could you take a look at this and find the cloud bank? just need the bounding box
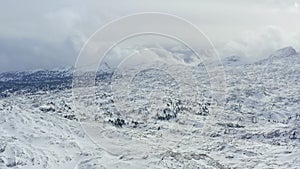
[0,0,300,72]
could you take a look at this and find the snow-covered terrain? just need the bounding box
[0,47,299,168]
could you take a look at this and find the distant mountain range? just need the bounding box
[0,46,298,97]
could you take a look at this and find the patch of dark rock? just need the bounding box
[227,123,244,128]
[131,120,139,128]
[157,108,177,121]
[289,130,298,139]
[217,122,245,128]
[241,133,255,139]
[210,133,221,137]
[251,116,258,123]
[263,130,284,139]
[64,114,77,120]
[108,99,114,104]
[196,106,209,116]
[225,155,234,159]
[0,142,6,153]
[196,102,210,116]
[39,107,55,112]
[64,104,71,110]
[0,157,4,163]
[6,161,24,168]
[109,118,126,128]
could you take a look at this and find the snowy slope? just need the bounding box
[0,47,299,168]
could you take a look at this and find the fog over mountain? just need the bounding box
[1,0,300,72]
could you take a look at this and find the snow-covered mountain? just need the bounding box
[269,46,297,58]
[0,64,113,97]
[0,47,299,168]
[256,46,300,65]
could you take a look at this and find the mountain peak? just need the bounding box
[269,46,297,58]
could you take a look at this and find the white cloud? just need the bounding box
[1,0,300,71]
[220,26,300,60]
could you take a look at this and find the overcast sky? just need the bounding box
[1,0,300,72]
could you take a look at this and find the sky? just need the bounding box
[1,0,300,72]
